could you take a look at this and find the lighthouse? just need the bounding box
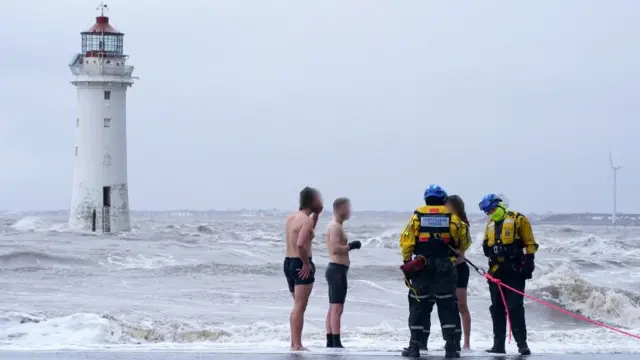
[68,4,135,233]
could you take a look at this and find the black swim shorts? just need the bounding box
[283,257,316,293]
[456,261,469,289]
[325,262,349,304]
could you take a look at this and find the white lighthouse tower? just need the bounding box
[68,4,135,233]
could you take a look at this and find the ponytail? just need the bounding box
[458,209,470,226]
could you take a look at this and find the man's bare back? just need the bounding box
[326,220,349,266]
[285,212,315,258]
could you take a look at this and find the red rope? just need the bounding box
[484,273,640,340]
[493,277,513,343]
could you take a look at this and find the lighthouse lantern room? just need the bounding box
[68,4,135,233]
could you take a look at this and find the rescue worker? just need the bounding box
[399,185,468,359]
[478,193,538,356]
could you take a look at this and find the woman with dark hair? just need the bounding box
[446,195,472,350]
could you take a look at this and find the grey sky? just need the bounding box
[1,0,638,213]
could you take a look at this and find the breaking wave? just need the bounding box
[0,311,638,354]
[0,250,93,270]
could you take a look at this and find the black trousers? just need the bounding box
[488,270,527,344]
[407,258,459,345]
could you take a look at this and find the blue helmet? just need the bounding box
[478,193,502,213]
[423,184,448,201]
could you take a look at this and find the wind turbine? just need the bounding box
[607,151,623,224]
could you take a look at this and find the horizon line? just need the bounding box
[1,208,638,216]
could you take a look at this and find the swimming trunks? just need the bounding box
[325,262,349,304]
[284,257,315,293]
[456,261,469,288]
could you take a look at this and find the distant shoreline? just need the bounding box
[2,209,639,216]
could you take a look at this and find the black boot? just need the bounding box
[454,339,461,352]
[326,333,333,348]
[331,334,344,348]
[518,341,531,355]
[404,332,427,352]
[401,341,420,358]
[418,332,428,351]
[485,337,506,354]
[444,340,461,358]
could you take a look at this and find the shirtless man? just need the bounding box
[325,197,361,348]
[284,186,323,351]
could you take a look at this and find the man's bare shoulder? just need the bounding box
[286,212,309,224]
[327,221,345,237]
[285,213,296,224]
[290,212,313,229]
[285,213,297,231]
[327,220,343,230]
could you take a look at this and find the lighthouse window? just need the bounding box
[104,118,111,127]
[103,154,112,166]
[76,118,79,128]
[104,90,111,100]
[75,146,78,156]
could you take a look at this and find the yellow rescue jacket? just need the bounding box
[399,205,469,262]
[482,210,539,274]
[459,221,472,253]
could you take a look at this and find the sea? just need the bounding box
[0,211,639,358]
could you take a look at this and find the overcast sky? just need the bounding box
[0,0,638,213]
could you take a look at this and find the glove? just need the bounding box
[521,253,535,279]
[482,241,493,258]
[348,241,361,250]
[400,256,427,275]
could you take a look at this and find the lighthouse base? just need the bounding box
[69,183,131,233]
